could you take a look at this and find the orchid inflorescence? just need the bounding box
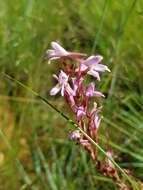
[46,42,134,190]
[47,42,110,149]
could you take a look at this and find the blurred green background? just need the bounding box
[0,0,143,189]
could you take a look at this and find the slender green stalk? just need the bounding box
[3,73,139,189]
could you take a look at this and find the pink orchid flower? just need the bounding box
[50,70,74,96]
[84,82,105,97]
[75,106,86,120]
[72,77,84,95]
[46,42,86,64]
[46,42,69,64]
[81,55,110,81]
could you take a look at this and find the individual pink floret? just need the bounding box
[84,82,105,97]
[81,55,110,81]
[50,70,74,96]
[46,42,86,64]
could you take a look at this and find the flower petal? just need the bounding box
[77,110,85,120]
[46,50,56,58]
[80,64,88,72]
[84,82,104,97]
[87,82,95,92]
[50,84,61,96]
[61,85,65,96]
[94,116,101,129]
[87,70,100,81]
[75,64,88,72]
[53,74,58,80]
[83,55,103,67]
[92,64,111,72]
[76,106,86,120]
[58,70,69,85]
[51,42,69,56]
[92,91,105,97]
[66,84,75,96]
[48,57,59,64]
[84,82,94,96]
[72,77,84,95]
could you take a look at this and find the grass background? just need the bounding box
[0,0,143,189]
